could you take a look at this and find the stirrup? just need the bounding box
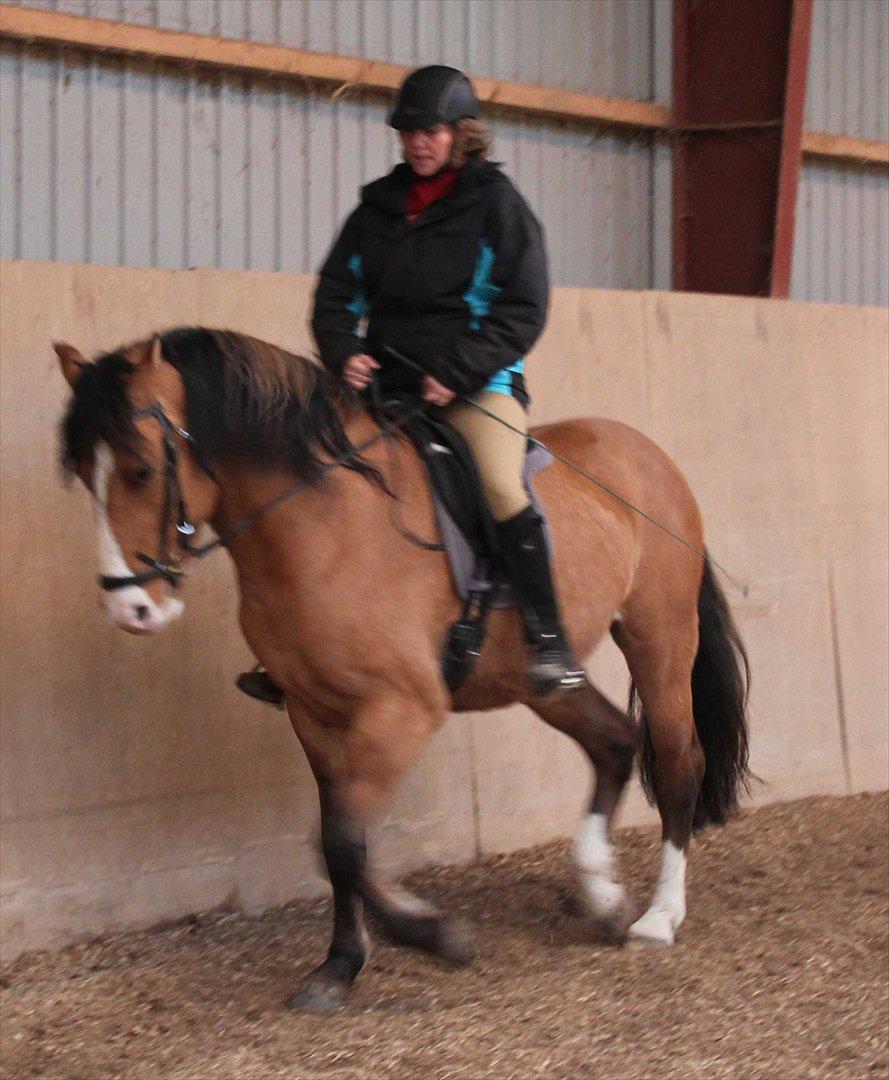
[236,665,286,710]
[527,633,588,695]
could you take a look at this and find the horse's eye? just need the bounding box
[126,465,153,490]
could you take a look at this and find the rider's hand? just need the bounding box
[343,353,380,391]
[422,375,456,407]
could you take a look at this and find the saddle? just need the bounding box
[372,394,553,693]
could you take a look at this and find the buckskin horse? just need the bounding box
[55,328,749,1011]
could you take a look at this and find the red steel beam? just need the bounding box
[673,0,813,297]
[772,0,813,297]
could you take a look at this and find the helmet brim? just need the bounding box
[388,108,450,131]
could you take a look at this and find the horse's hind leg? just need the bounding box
[361,873,473,965]
[531,683,638,941]
[614,618,704,946]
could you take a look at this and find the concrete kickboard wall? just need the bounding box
[1,260,886,960]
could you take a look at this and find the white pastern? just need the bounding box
[574,812,627,919]
[628,841,687,946]
[93,443,184,633]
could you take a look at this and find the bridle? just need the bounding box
[99,402,205,592]
[98,397,426,595]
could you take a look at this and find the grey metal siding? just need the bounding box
[805,0,887,142]
[792,0,889,305]
[0,0,670,288]
[792,160,889,308]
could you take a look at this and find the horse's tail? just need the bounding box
[634,556,752,831]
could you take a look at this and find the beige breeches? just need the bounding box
[442,391,531,522]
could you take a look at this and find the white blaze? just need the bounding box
[93,442,184,633]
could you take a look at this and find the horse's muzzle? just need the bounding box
[102,588,184,634]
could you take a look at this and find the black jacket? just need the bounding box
[311,159,549,398]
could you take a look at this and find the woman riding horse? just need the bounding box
[239,65,585,707]
[55,64,750,1015]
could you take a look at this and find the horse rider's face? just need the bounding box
[399,124,455,176]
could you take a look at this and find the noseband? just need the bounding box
[99,403,203,592]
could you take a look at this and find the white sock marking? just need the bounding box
[629,840,687,945]
[93,443,183,633]
[574,812,626,918]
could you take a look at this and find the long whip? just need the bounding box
[381,344,750,598]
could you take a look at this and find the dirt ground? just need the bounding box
[2,793,887,1080]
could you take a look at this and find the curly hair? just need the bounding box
[448,118,493,167]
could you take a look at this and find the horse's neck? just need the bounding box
[208,423,454,658]
[207,413,398,587]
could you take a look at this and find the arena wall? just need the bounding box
[1,259,886,960]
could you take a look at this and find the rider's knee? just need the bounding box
[482,479,530,522]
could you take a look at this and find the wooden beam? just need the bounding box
[1,2,886,167]
[0,3,669,132]
[801,131,889,168]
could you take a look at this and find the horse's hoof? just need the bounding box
[436,917,475,967]
[594,902,634,946]
[626,930,673,949]
[626,907,679,948]
[596,916,629,946]
[285,976,350,1013]
[579,881,633,945]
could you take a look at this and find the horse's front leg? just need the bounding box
[286,688,462,1011]
[285,801,371,1012]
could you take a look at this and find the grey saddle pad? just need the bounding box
[430,442,554,610]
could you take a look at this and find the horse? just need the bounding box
[54,327,749,1012]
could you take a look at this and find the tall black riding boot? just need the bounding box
[494,506,588,695]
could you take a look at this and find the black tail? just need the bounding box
[631,557,751,831]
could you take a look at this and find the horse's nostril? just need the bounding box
[134,604,150,622]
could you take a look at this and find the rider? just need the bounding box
[238,65,585,706]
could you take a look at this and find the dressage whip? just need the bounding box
[380,344,750,598]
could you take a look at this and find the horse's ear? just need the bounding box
[53,342,89,388]
[139,335,164,370]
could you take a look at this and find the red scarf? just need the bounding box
[406,167,460,222]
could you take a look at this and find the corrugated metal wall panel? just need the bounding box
[805,0,888,141]
[1,0,668,289]
[57,0,654,95]
[792,0,889,305]
[0,42,20,259]
[792,161,889,307]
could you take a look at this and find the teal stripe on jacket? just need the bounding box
[464,240,525,395]
[346,253,369,321]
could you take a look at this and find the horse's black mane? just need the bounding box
[60,327,383,488]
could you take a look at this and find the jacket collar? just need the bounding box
[360,159,503,218]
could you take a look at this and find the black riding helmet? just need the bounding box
[388,65,479,131]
